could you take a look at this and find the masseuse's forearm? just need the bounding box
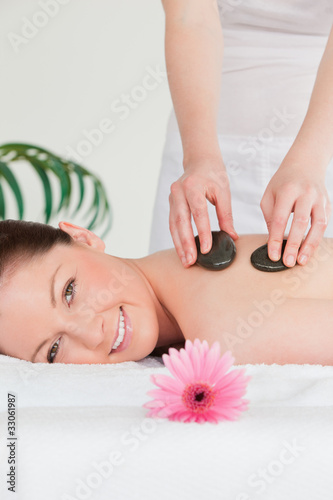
[287,24,333,170]
[162,0,223,167]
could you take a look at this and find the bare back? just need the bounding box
[144,235,333,365]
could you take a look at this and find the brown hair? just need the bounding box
[0,219,73,356]
[0,218,73,279]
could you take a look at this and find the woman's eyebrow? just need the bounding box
[30,264,63,362]
[50,264,62,308]
[31,337,50,363]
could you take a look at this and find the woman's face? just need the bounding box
[0,222,159,364]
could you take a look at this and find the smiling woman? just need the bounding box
[1,219,333,366]
[0,219,168,365]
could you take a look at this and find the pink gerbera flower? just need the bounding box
[143,339,251,424]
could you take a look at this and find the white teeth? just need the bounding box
[112,308,125,350]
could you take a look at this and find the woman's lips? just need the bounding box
[109,307,133,354]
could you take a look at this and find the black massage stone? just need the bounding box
[195,230,236,270]
[250,239,292,272]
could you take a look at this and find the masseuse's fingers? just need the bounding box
[187,167,238,251]
[213,174,237,238]
[169,182,199,267]
[262,171,331,266]
[282,196,312,267]
[169,158,239,268]
[296,200,331,265]
[186,187,213,255]
[262,154,331,267]
[261,189,295,262]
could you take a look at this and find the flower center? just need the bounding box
[182,382,216,413]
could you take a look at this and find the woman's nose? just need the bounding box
[65,313,104,349]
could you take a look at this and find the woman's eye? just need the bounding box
[64,279,77,306]
[48,338,61,364]
[48,278,77,362]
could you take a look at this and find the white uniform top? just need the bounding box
[149,0,333,253]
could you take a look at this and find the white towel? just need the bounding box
[0,354,332,500]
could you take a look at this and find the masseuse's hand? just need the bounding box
[169,155,239,268]
[260,160,331,267]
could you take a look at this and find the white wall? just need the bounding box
[0,0,173,258]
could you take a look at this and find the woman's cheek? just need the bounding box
[74,285,97,319]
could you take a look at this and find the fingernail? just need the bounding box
[286,255,295,266]
[181,256,187,266]
[186,252,193,264]
[271,251,279,261]
[299,254,307,265]
[201,241,209,253]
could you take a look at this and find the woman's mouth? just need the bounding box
[109,306,132,354]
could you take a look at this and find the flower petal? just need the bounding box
[210,406,241,421]
[185,338,193,353]
[189,345,202,379]
[193,338,202,350]
[161,353,179,379]
[172,410,192,423]
[146,389,180,403]
[201,341,221,381]
[215,393,247,406]
[143,399,166,409]
[144,408,160,418]
[163,351,192,384]
[168,347,181,359]
[213,363,239,390]
[150,374,183,394]
[215,368,250,392]
[158,401,185,417]
[178,348,195,380]
[144,339,250,424]
[200,411,219,424]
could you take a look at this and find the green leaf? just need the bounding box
[0,160,24,219]
[47,157,72,213]
[0,182,5,219]
[98,194,113,239]
[100,210,112,239]
[27,158,53,223]
[94,181,112,231]
[0,143,50,156]
[68,162,85,215]
[86,180,101,231]
[0,143,112,236]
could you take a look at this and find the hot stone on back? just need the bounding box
[195,230,236,270]
[250,239,292,272]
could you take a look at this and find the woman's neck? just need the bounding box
[124,251,184,348]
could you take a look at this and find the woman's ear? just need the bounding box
[58,221,105,252]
